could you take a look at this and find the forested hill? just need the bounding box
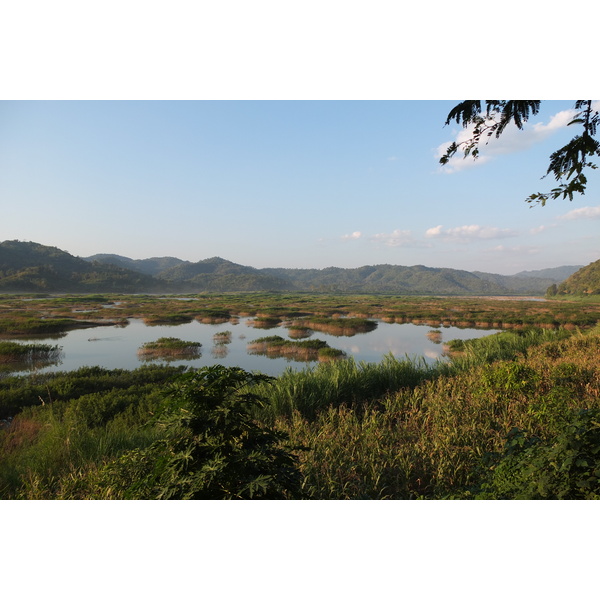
[0,241,163,293]
[86,252,580,295]
[0,240,583,295]
[155,257,295,292]
[552,259,600,295]
[84,254,187,276]
[261,264,506,295]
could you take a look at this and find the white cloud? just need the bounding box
[341,231,362,240]
[425,225,443,237]
[558,206,600,220]
[425,224,518,242]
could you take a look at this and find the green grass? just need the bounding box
[0,341,61,361]
[137,337,202,361]
[247,335,346,363]
[253,353,435,421]
[444,327,574,370]
[274,329,600,499]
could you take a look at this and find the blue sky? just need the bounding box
[1,99,598,274]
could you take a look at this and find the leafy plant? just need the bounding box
[440,100,600,205]
[477,409,600,499]
[91,365,305,499]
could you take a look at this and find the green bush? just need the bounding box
[477,409,600,499]
[85,366,305,499]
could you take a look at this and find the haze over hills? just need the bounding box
[0,241,586,295]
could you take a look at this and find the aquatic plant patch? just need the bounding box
[137,337,202,361]
[0,341,61,364]
[247,335,346,362]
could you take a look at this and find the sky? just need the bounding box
[1,99,598,275]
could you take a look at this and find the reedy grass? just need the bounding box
[276,329,600,499]
[443,327,574,371]
[0,341,61,362]
[137,337,202,361]
[247,335,346,363]
[253,353,436,421]
[0,389,167,499]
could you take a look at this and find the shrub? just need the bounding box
[477,409,600,499]
[87,366,305,499]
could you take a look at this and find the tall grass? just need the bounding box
[254,353,437,421]
[444,327,574,371]
[0,341,61,363]
[252,328,575,422]
[0,393,166,499]
[276,330,600,499]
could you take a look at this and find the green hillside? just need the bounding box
[0,241,163,293]
[155,257,294,291]
[85,254,187,276]
[554,259,600,296]
[2,240,583,295]
[262,264,510,295]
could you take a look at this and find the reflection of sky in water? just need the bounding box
[3,318,499,378]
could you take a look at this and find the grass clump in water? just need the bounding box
[137,337,202,361]
[0,341,62,373]
[213,330,232,344]
[247,335,346,363]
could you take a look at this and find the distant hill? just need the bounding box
[0,240,584,295]
[85,254,187,276]
[512,266,583,280]
[0,241,163,293]
[155,257,294,292]
[262,264,509,295]
[473,265,582,295]
[552,259,600,295]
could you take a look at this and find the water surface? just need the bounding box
[3,318,499,377]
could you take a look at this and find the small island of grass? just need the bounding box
[247,317,282,329]
[247,335,346,362]
[213,330,232,344]
[137,337,202,361]
[0,341,62,371]
[291,317,378,337]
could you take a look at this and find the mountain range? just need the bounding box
[0,240,589,295]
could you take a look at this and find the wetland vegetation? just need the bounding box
[2,291,599,337]
[137,337,202,361]
[0,341,62,374]
[247,335,346,362]
[1,291,599,499]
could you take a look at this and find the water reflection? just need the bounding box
[0,317,499,378]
